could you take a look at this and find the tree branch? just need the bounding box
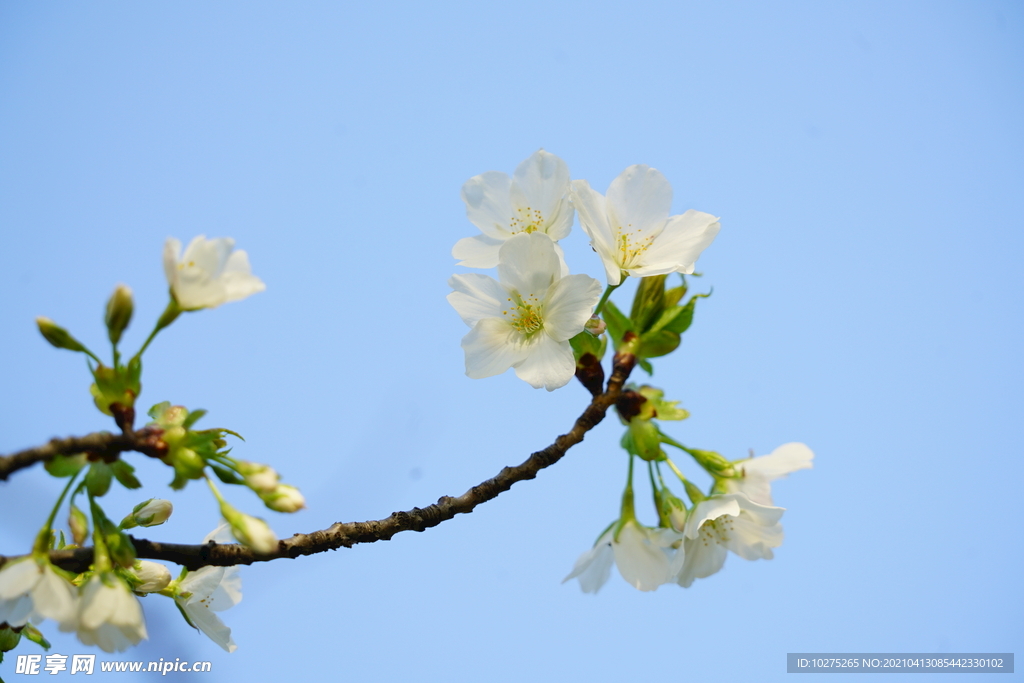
[2,351,636,574]
[0,428,166,481]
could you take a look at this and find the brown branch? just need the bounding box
[6,350,636,574]
[0,428,167,481]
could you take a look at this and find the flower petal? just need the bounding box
[461,171,515,240]
[220,250,266,303]
[562,531,614,594]
[496,233,560,298]
[684,496,741,540]
[511,334,575,391]
[447,274,509,327]
[542,274,603,342]
[461,318,525,380]
[612,523,671,591]
[677,537,727,587]
[570,180,621,285]
[452,234,504,269]
[510,150,572,240]
[635,210,720,276]
[743,443,815,480]
[606,165,672,235]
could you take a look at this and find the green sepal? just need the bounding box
[210,464,245,486]
[94,508,136,569]
[21,624,51,651]
[111,460,141,490]
[44,453,87,478]
[182,408,208,430]
[601,300,635,350]
[569,330,607,363]
[85,462,113,498]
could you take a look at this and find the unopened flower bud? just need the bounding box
[122,498,173,529]
[68,504,89,546]
[236,461,279,493]
[36,317,87,353]
[685,447,736,478]
[130,560,172,593]
[226,511,278,554]
[260,484,306,513]
[104,284,134,345]
[584,315,606,337]
[0,625,21,652]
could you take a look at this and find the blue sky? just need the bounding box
[1,2,1021,681]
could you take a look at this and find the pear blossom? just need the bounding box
[673,493,784,588]
[163,236,265,310]
[563,521,675,593]
[720,442,814,506]
[453,150,573,269]
[0,558,77,629]
[571,165,721,285]
[173,526,242,653]
[73,575,147,653]
[448,233,602,391]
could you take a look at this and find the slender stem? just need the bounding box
[33,471,82,556]
[664,457,688,485]
[593,282,621,317]
[87,490,112,573]
[134,300,181,360]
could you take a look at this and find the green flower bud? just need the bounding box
[584,315,606,336]
[121,498,173,529]
[129,560,172,593]
[685,447,736,478]
[236,461,279,493]
[69,504,89,546]
[104,284,134,345]
[0,625,22,652]
[260,484,306,513]
[36,317,87,353]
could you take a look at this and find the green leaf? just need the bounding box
[569,330,606,363]
[629,275,668,333]
[639,329,681,358]
[637,358,653,375]
[44,453,87,478]
[85,462,113,497]
[111,460,141,490]
[602,300,634,350]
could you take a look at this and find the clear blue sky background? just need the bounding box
[1,2,1021,681]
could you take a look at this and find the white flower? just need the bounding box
[74,575,147,653]
[163,236,265,310]
[571,165,721,285]
[721,442,814,506]
[453,150,573,269]
[174,566,242,653]
[448,233,602,391]
[0,558,77,629]
[563,521,674,593]
[673,493,784,588]
[129,561,172,594]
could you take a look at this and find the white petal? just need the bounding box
[510,150,572,240]
[684,497,741,540]
[219,250,266,304]
[496,233,560,298]
[452,234,504,269]
[677,537,727,587]
[570,180,621,285]
[162,238,182,289]
[606,165,672,234]
[182,600,237,652]
[207,568,242,612]
[0,594,34,627]
[0,559,41,599]
[542,274,603,342]
[742,443,815,480]
[727,515,783,560]
[79,579,117,630]
[461,171,516,240]
[511,334,575,391]
[447,274,509,327]
[203,522,235,545]
[562,531,614,594]
[30,566,78,628]
[461,318,525,380]
[612,523,671,591]
[636,210,720,275]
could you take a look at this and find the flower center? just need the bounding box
[616,225,656,268]
[509,205,545,235]
[502,293,544,335]
[697,516,734,547]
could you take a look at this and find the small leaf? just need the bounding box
[602,300,634,350]
[210,464,245,486]
[44,453,87,478]
[111,460,142,490]
[182,408,208,430]
[85,462,113,497]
